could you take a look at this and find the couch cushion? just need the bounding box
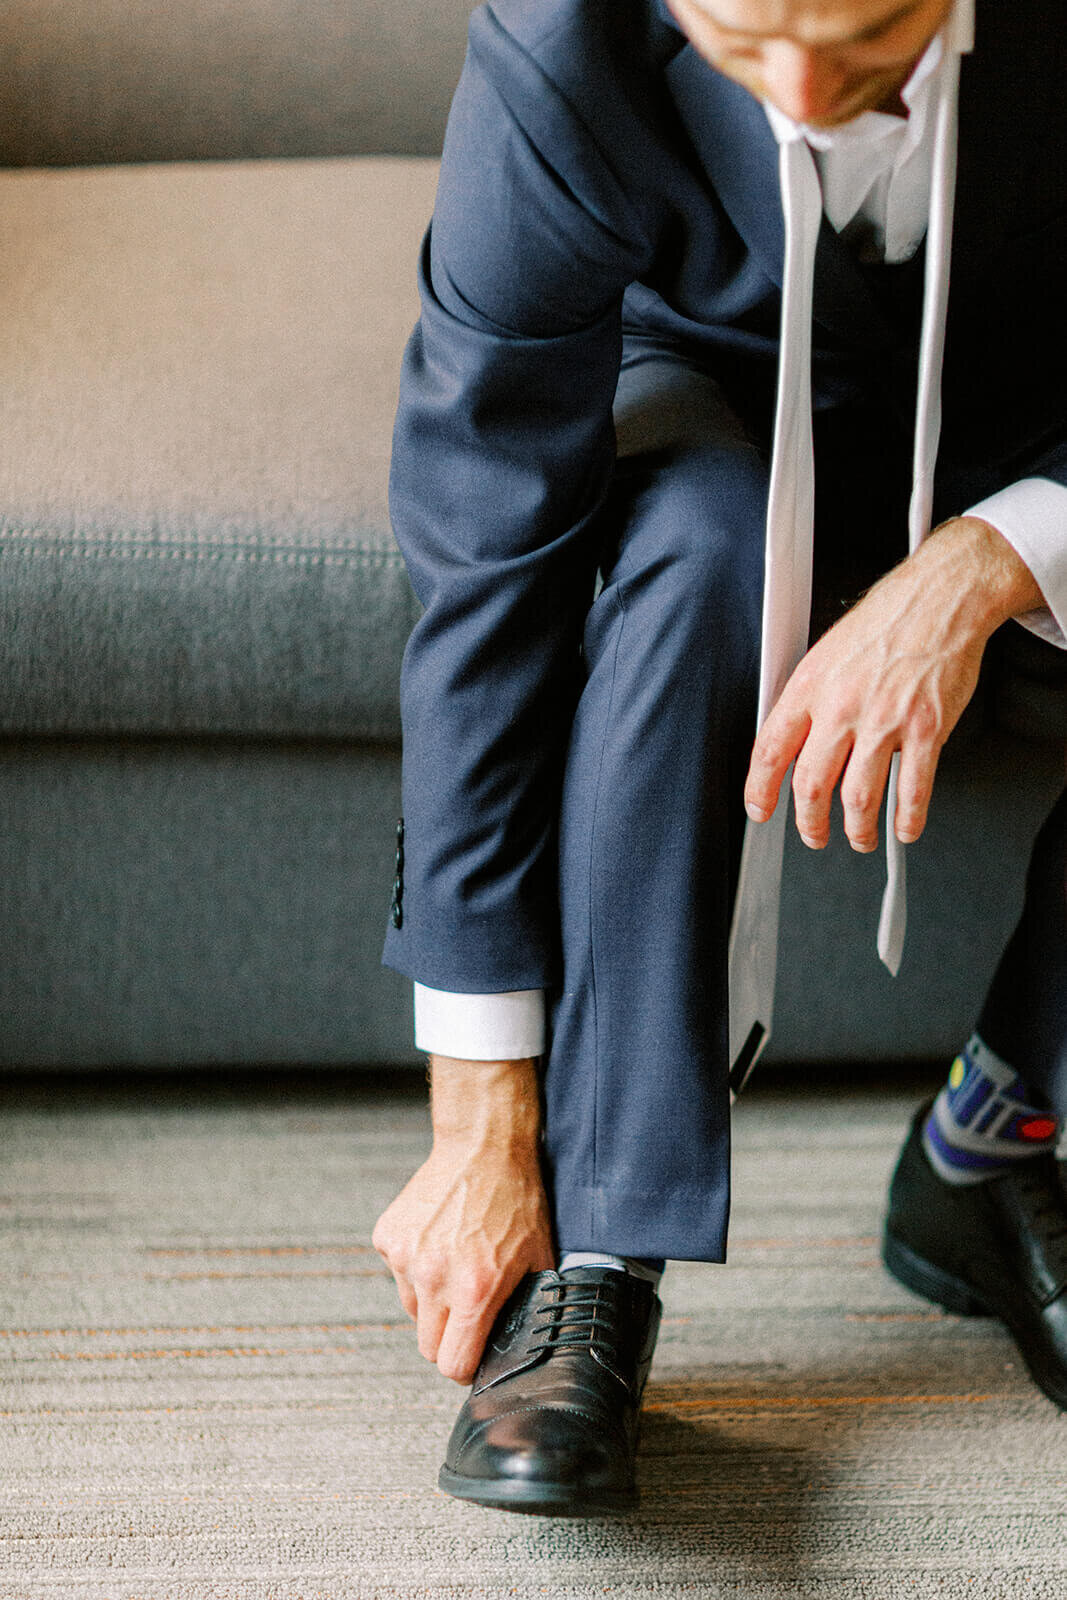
[0,156,438,741]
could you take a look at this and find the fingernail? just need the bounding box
[746,801,770,822]
[799,834,823,850]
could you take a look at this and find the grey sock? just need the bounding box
[557,1250,663,1285]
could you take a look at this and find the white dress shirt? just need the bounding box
[414,29,1067,1062]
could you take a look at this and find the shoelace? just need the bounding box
[525,1278,626,1361]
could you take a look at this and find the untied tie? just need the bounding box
[727,6,973,1095]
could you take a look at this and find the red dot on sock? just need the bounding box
[1019,1117,1058,1142]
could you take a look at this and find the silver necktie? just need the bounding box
[728,19,969,1095]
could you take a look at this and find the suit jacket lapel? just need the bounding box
[662,42,897,352]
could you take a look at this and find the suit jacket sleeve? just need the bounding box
[382,7,652,991]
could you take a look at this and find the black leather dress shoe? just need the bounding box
[883,1101,1067,1409]
[438,1265,662,1515]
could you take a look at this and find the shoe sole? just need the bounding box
[438,1464,636,1516]
[882,1230,1067,1411]
[882,1232,992,1317]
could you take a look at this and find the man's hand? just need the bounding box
[372,1055,555,1386]
[744,516,1043,851]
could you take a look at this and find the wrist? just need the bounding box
[428,1054,543,1152]
[925,515,1044,638]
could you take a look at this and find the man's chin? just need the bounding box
[731,69,908,128]
[800,101,880,129]
[801,87,905,127]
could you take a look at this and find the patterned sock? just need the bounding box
[557,1250,664,1285]
[922,1033,1059,1186]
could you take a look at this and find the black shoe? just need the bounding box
[883,1101,1067,1409]
[438,1266,662,1515]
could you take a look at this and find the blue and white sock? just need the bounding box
[558,1250,664,1285]
[922,1033,1059,1186]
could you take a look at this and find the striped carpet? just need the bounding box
[1,1068,1065,1598]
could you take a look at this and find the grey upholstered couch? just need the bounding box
[1,0,1063,1070]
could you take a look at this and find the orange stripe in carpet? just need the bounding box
[144,1244,379,1256]
[645,1393,992,1410]
[730,1236,878,1249]
[0,1322,404,1337]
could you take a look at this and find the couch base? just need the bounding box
[0,738,415,1067]
[0,726,1060,1069]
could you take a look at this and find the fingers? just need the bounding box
[893,738,940,844]
[381,1246,491,1382]
[790,728,853,850]
[433,1235,553,1384]
[435,1293,505,1386]
[417,1271,514,1386]
[745,660,946,851]
[838,740,894,853]
[415,1298,449,1366]
[797,733,936,854]
[745,702,811,824]
[393,1272,418,1323]
[795,735,933,854]
[372,1215,421,1333]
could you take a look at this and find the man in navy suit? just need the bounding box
[373,0,1067,1512]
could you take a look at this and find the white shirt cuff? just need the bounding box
[966,476,1067,649]
[412,983,546,1060]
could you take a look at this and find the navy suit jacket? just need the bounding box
[383,0,1067,994]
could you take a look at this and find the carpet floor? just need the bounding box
[1,1068,1065,1599]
